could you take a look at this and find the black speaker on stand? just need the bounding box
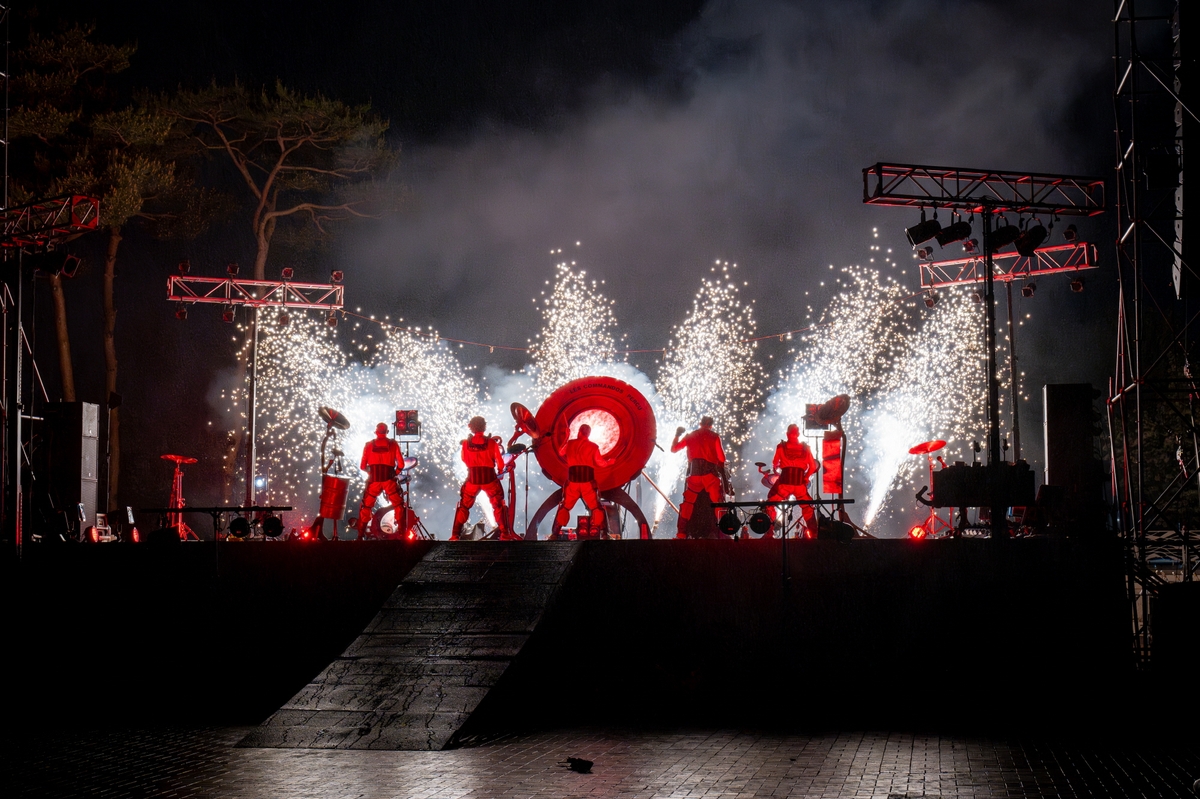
[36,402,100,541]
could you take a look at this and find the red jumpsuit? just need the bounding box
[552,438,609,537]
[672,428,726,535]
[359,435,404,533]
[452,433,511,538]
[767,438,817,535]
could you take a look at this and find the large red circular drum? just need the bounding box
[318,474,350,519]
[534,375,657,492]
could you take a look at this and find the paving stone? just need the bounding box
[9,727,1200,798]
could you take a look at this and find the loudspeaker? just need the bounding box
[38,402,100,537]
[816,516,855,542]
[1042,384,1103,532]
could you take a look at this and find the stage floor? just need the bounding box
[7,725,1198,798]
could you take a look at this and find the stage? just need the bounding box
[3,536,1139,739]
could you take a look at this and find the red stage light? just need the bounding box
[908,524,927,540]
[281,267,294,280]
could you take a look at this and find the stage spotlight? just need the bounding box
[281,267,294,280]
[962,238,979,255]
[908,524,926,540]
[326,310,339,328]
[277,310,290,327]
[1070,277,1085,293]
[936,220,972,247]
[917,247,935,261]
[226,262,239,277]
[330,270,343,284]
[254,476,267,490]
[175,304,188,320]
[1014,223,1048,256]
[971,289,983,304]
[228,517,251,538]
[61,254,82,278]
[177,259,191,275]
[748,511,772,535]
[905,215,942,247]
[221,306,236,323]
[262,516,284,538]
[924,292,939,308]
[1021,282,1036,298]
[988,224,1021,252]
[718,511,741,536]
[1062,223,1078,243]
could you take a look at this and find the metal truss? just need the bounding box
[919,243,1099,289]
[167,276,344,310]
[1109,0,1198,668]
[0,195,101,250]
[863,163,1106,216]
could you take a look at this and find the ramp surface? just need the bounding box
[239,542,579,750]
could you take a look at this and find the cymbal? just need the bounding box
[402,456,418,471]
[318,406,351,430]
[161,453,198,464]
[510,402,541,437]
[507,442,528,455]
[908,439,947,455]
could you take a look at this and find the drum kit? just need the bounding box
[908,438,954,538]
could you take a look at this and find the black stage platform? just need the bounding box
[3,538,1134,740]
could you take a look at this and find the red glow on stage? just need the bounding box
[908,524,927,540]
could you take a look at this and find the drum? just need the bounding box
[318,474,350,519]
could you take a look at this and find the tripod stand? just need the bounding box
[161,454,200,540]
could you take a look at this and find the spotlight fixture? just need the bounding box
[908,524,927,540]
[1021,282,1036,298]
[1062,223,1078,243]
[747,511,772,535]
[281,267,294,280]
[177,259,191,275]
[277,310,291,327]
[330,270,344,284]
[962,238,979,255]
[221,306,236,323]
[971,289,983,304]
[905,211,942,247]
[228,517,251,539]
[923,292,939,308]
[935,220,972,247]
[1070,277,1085,293]
[916,246,935,261]
[262,516,284,538]
[326,310,339,328]
[718,511,741,536]
[988,224,1021,253]
[226,262,239,277]
[1014,223,1048,257]
[175,304,188,320]
[61,254,82,278]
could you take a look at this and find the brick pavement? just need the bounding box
[5,726,1199,798]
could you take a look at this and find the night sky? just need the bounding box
[25,1,1118,526]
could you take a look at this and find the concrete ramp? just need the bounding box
[239,542,580,750]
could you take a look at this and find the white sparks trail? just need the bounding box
[531,260,624,394]
[653,261,765,525]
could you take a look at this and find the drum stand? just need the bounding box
[920,453,955,538]
[167,463,200,541]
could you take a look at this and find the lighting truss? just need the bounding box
[167,276,344,310]
[0,195,101,250]
[863,163,1105,216]
[919,243,1099,289]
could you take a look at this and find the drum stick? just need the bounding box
[640,469,680,514]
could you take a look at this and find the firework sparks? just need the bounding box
[653,261,765,525]
[531,260,625,394]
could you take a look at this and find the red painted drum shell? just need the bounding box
[534,375,657,492]
[319,474,350,518]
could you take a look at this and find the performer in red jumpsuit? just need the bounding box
[551,424,616,539]
[671,415,728,539]
[451,416,515,540]
[358,422,404,536]
[766,423,818,537]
